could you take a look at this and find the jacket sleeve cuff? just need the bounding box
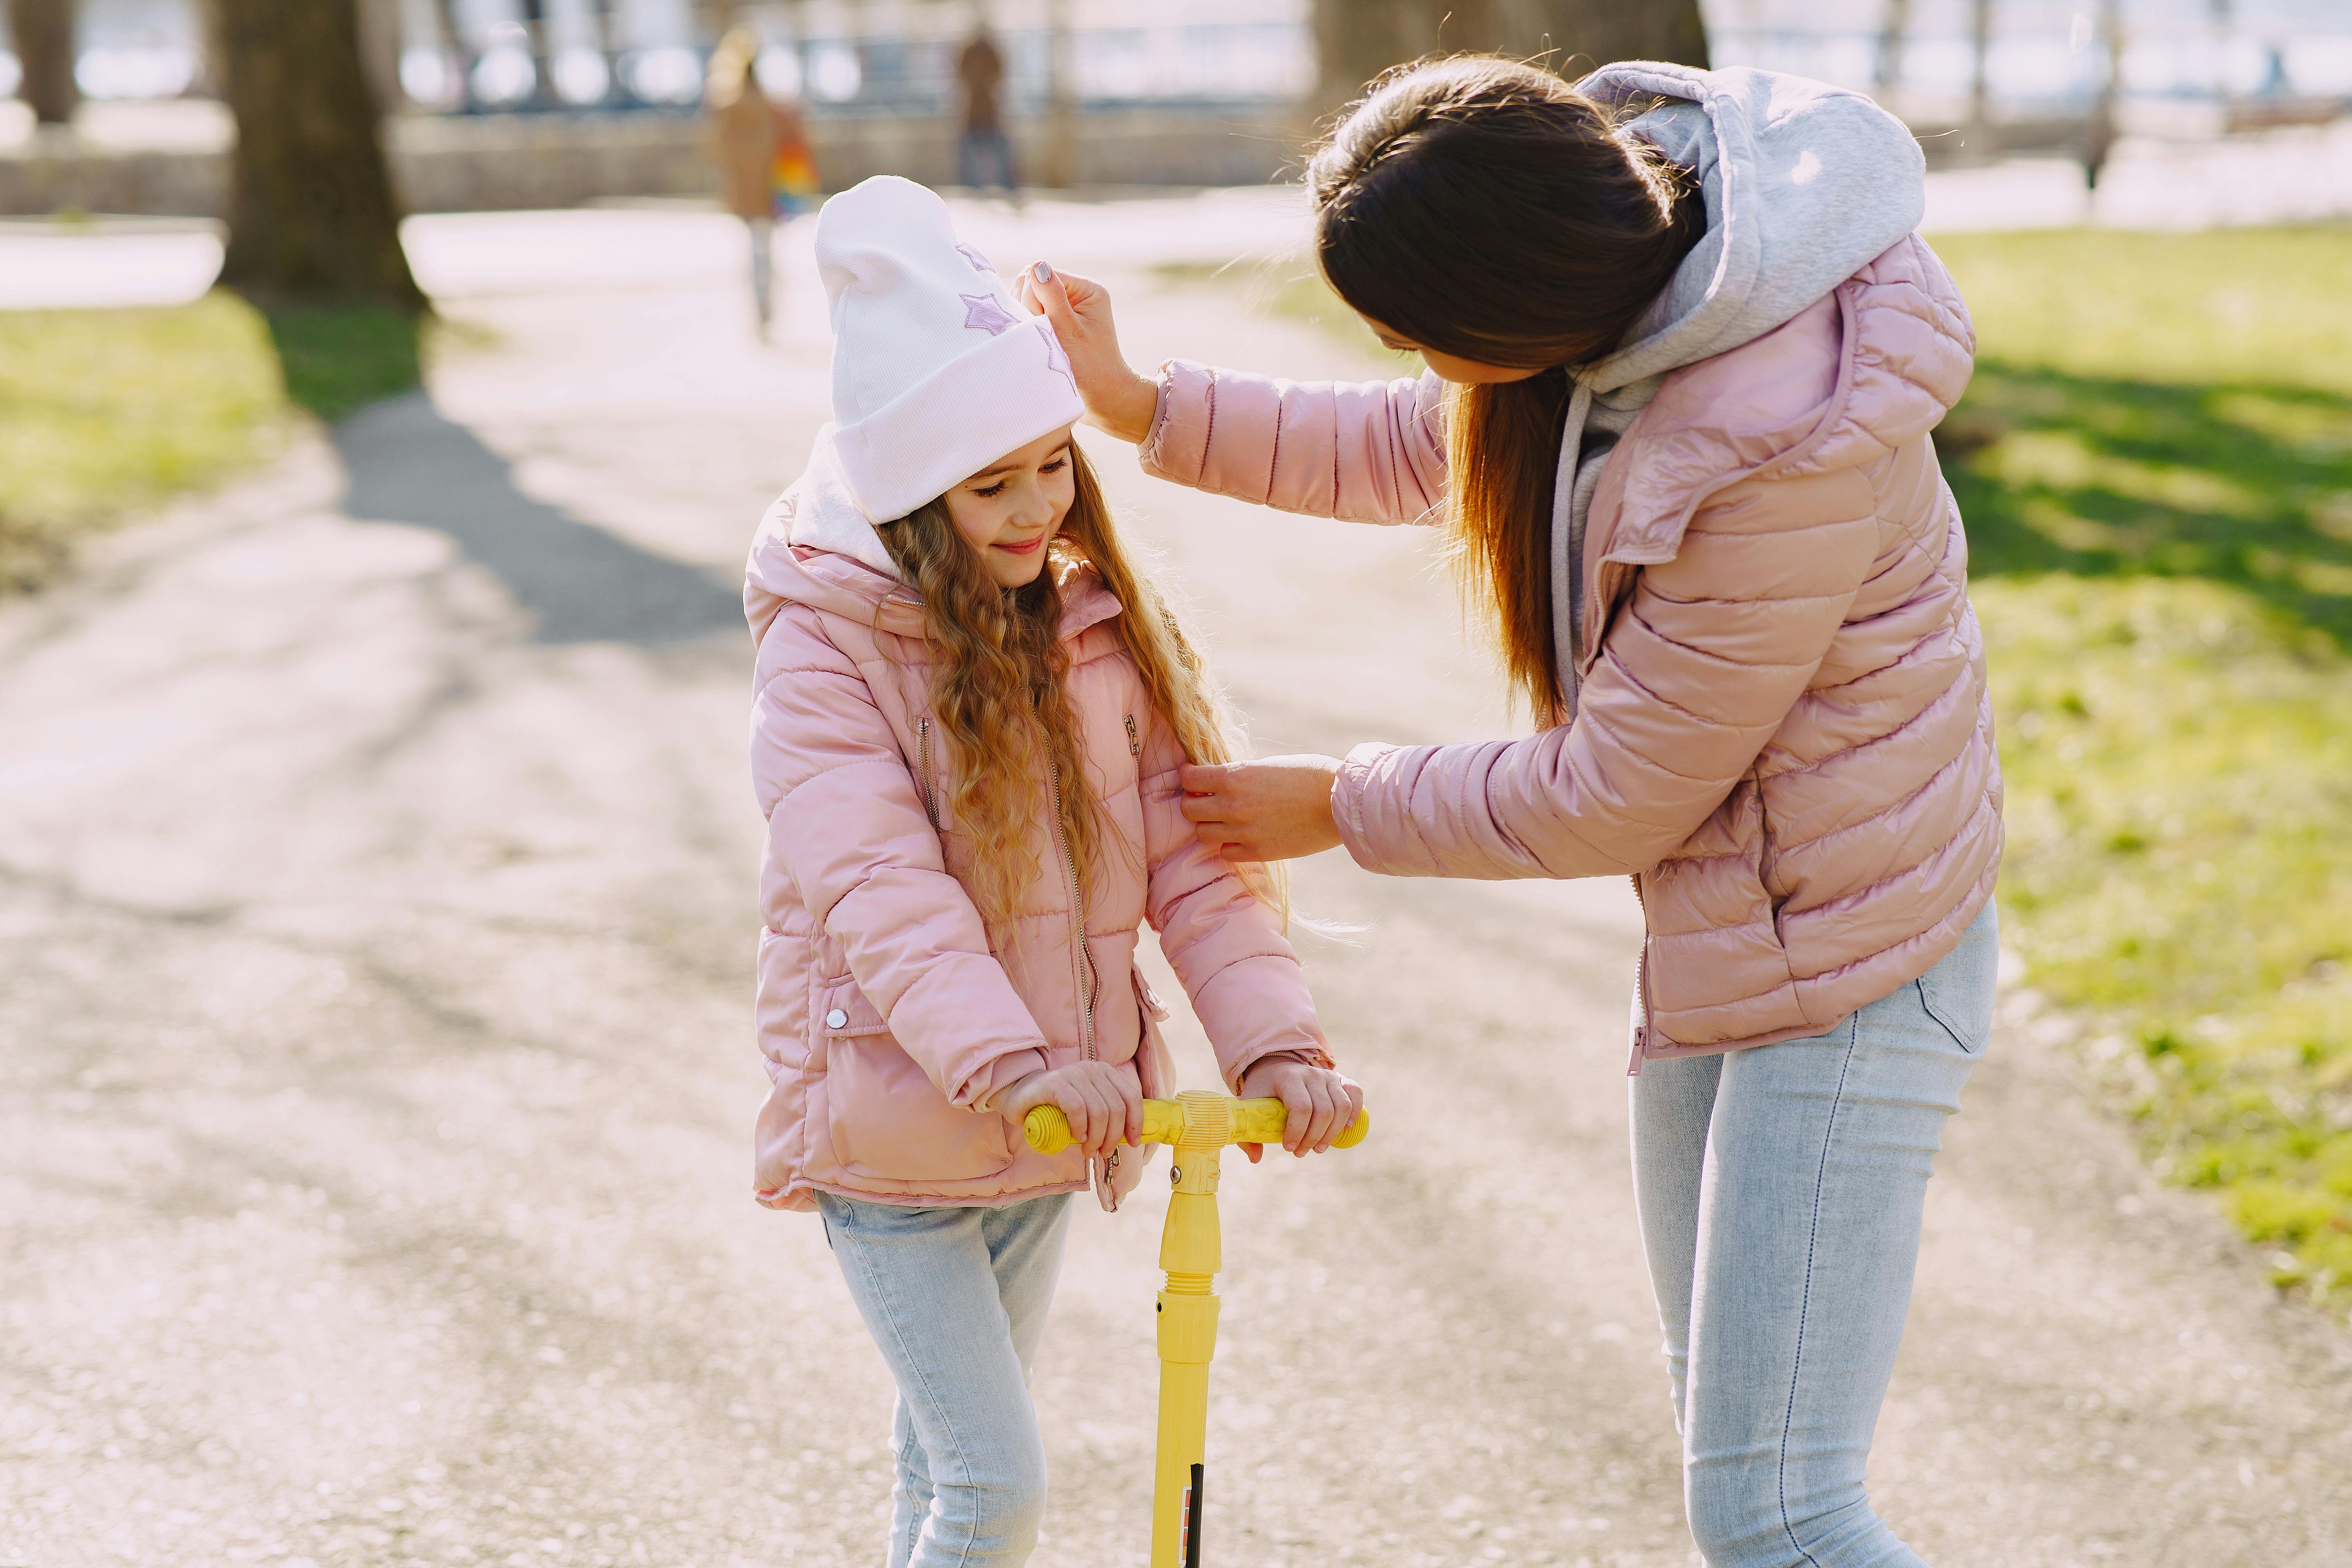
[1332,741,1444,877]
[1227,1043,1338,1093]
[1137,359,1210,485]
[965,1047,1049,1114]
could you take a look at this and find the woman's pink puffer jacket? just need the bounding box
[744,524,1331,1211]
[1141,234,2002,1066]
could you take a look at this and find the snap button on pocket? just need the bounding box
[826,1008,849,1030]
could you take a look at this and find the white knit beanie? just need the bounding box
[814,176,1085,526]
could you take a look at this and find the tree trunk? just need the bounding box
[7,0,79,126]
[213,0,422,307]
[354,0,405,115]
[1315,0,1707,109]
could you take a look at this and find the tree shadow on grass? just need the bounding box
[1944,359,2352,646]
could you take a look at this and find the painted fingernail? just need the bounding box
[1032,261,1054,283]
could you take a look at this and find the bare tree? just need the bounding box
[212,0,422,307]
[1315,0,1708,109]
[6,0,78,126]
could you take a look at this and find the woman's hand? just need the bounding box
[1179,755,1345,862]
[1236,1056,1365,1162]
[998,1060,1143,1158]
[1017,261,1158,445]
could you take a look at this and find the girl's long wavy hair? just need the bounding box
[1308,56,1703,727]
[879,443,1277,937]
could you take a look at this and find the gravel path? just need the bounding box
[5,196,2350,1568]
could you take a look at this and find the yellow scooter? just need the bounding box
[1022,1090,1371,1568]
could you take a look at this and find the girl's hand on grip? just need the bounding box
[999,1061,1143,1158]
[1236,1057,1365,1161]
[1017,261,1158,445]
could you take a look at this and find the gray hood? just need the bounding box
[1550,64,1926,710]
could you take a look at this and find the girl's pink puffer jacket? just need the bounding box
[1141,235,2002,1066]
[743,510,1332,1212]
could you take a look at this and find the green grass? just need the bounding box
[260,303,428,424]
[1936,227,2352,1306]
[1178,227,2352,1308]
[0,293,426,593]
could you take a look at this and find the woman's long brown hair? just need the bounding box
[1309,56,1703,726]
[881,443,1276,937]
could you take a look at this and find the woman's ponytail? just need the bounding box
[1308,56,1702,725]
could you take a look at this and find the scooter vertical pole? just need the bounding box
[1151,1090,1227,1568]
[1020,1091,1367,1566]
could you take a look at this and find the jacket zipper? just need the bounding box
[915,718,939,830]
[1628,872,1655,1077]
[1046,761,1098,1062]
[1124,714,1140,759]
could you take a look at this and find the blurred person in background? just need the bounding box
[704,28,820,339]
[957,19,1020,201]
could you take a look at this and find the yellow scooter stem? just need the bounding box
[1021,1092,1369,1566]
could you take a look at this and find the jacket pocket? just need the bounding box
[1131,967,1171,1023]
[1131,967,1175,1102]
[814,976,1018,1181]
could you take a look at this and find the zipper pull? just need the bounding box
[1124,714,1140,758]
[915,717,939,830]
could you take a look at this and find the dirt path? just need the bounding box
[5,196,2350,1568]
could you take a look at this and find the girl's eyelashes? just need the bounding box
[970,454,1067,498]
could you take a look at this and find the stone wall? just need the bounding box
[0,106,1315,219]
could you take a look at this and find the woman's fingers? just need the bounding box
[1178,756,1347,862]
[1017,261,1157,444]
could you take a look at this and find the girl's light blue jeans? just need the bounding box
[1631,903,1998,1568]
[815,1190,1073,1568]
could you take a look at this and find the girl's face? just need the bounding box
[1357,314,1546,385]
[942,424,1078,588]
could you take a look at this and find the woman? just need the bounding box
[1020,56,2003,1568]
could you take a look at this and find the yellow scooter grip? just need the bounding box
[1021,1096,1370,1155]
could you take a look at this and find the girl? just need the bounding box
[1025,57,2000,1568]
[741,175,1362,1568]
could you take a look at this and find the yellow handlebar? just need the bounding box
[1021,1095,1370,1156]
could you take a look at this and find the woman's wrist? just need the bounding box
[1095,370,1158,447]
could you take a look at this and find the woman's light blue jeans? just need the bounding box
[816,1190,1073,1568]
[1630,903,1998,1568]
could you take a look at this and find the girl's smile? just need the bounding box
[944,423,1080,587]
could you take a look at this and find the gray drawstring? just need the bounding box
[1549,374,1597,721]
